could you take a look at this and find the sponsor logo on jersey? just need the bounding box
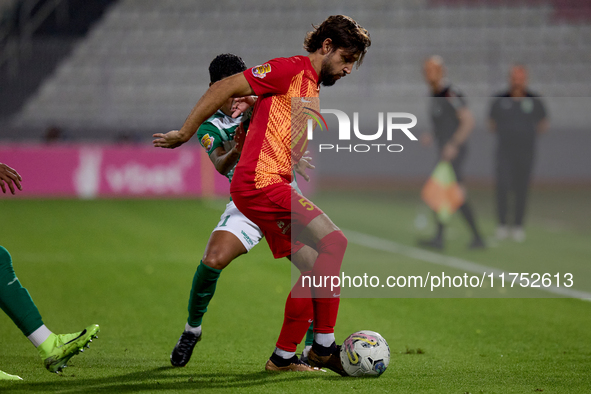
[281,223,292,235]
[276,220,291,234]
[200,134,215,152]
[252,63,271,79]
[241,230,254,246]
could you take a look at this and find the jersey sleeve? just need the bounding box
[196,123,223,155]
[244,57,301,96]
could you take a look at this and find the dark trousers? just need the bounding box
[432,146,482,241]
[495,148,534,227]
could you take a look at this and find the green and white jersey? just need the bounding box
[197,110,243,183]
[196,110,301,193]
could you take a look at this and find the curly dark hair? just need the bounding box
[303,15,371,67]
[209,53,247,83]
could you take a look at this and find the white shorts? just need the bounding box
[212,200,264,252]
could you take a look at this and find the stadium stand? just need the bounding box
[0,0,16,14]
[3,0,591,137]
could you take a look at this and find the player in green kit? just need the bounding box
[0,162,99,380]
[170,54,316,371]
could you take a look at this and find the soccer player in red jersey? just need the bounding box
[154,15,371,375]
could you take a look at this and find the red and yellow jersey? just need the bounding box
[231,55,319,192]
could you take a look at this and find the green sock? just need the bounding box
[305,322,314,347]
[187,260,221,328]
[0,246,44,337]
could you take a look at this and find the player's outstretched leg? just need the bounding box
[0,246,45,341]
[172,229,248,367]
[171,260,216,367]
[0,370,22,381]
[265,271,322,373]
[38,324,100,373]
[170,263,215,367]
[305,230,349,376]
[0,246,100,374]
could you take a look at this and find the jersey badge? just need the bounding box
[521,98,534,113]
[252,63,271,79]
[200,133,215,152]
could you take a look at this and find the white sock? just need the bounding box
[184,323,202,336]
[314,332,335,347]
[28,325,52,348]
[302,345,312,357]
[274,347,296,359]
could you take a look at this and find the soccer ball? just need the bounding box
[340,330,390,377]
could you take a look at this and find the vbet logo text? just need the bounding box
[303,106,418,153]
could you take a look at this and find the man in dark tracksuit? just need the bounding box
[419,56,485,250]
[489,65,548,242]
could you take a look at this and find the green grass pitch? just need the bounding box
[0,189,590,393]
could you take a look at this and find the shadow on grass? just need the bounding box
[0,366,345,393]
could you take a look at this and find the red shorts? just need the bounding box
[231,182,324,259]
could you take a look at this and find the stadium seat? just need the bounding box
[9,0,591,134]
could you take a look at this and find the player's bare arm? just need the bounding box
[209,145,240,176]
[442,107,474,161]
[0,162,23,194]
[153,73,255,149]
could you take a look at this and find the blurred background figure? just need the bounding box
[489,65,548,242]
[43,125,67,144]
[419,56,484,250]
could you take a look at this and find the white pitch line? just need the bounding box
[343,229,591,301]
